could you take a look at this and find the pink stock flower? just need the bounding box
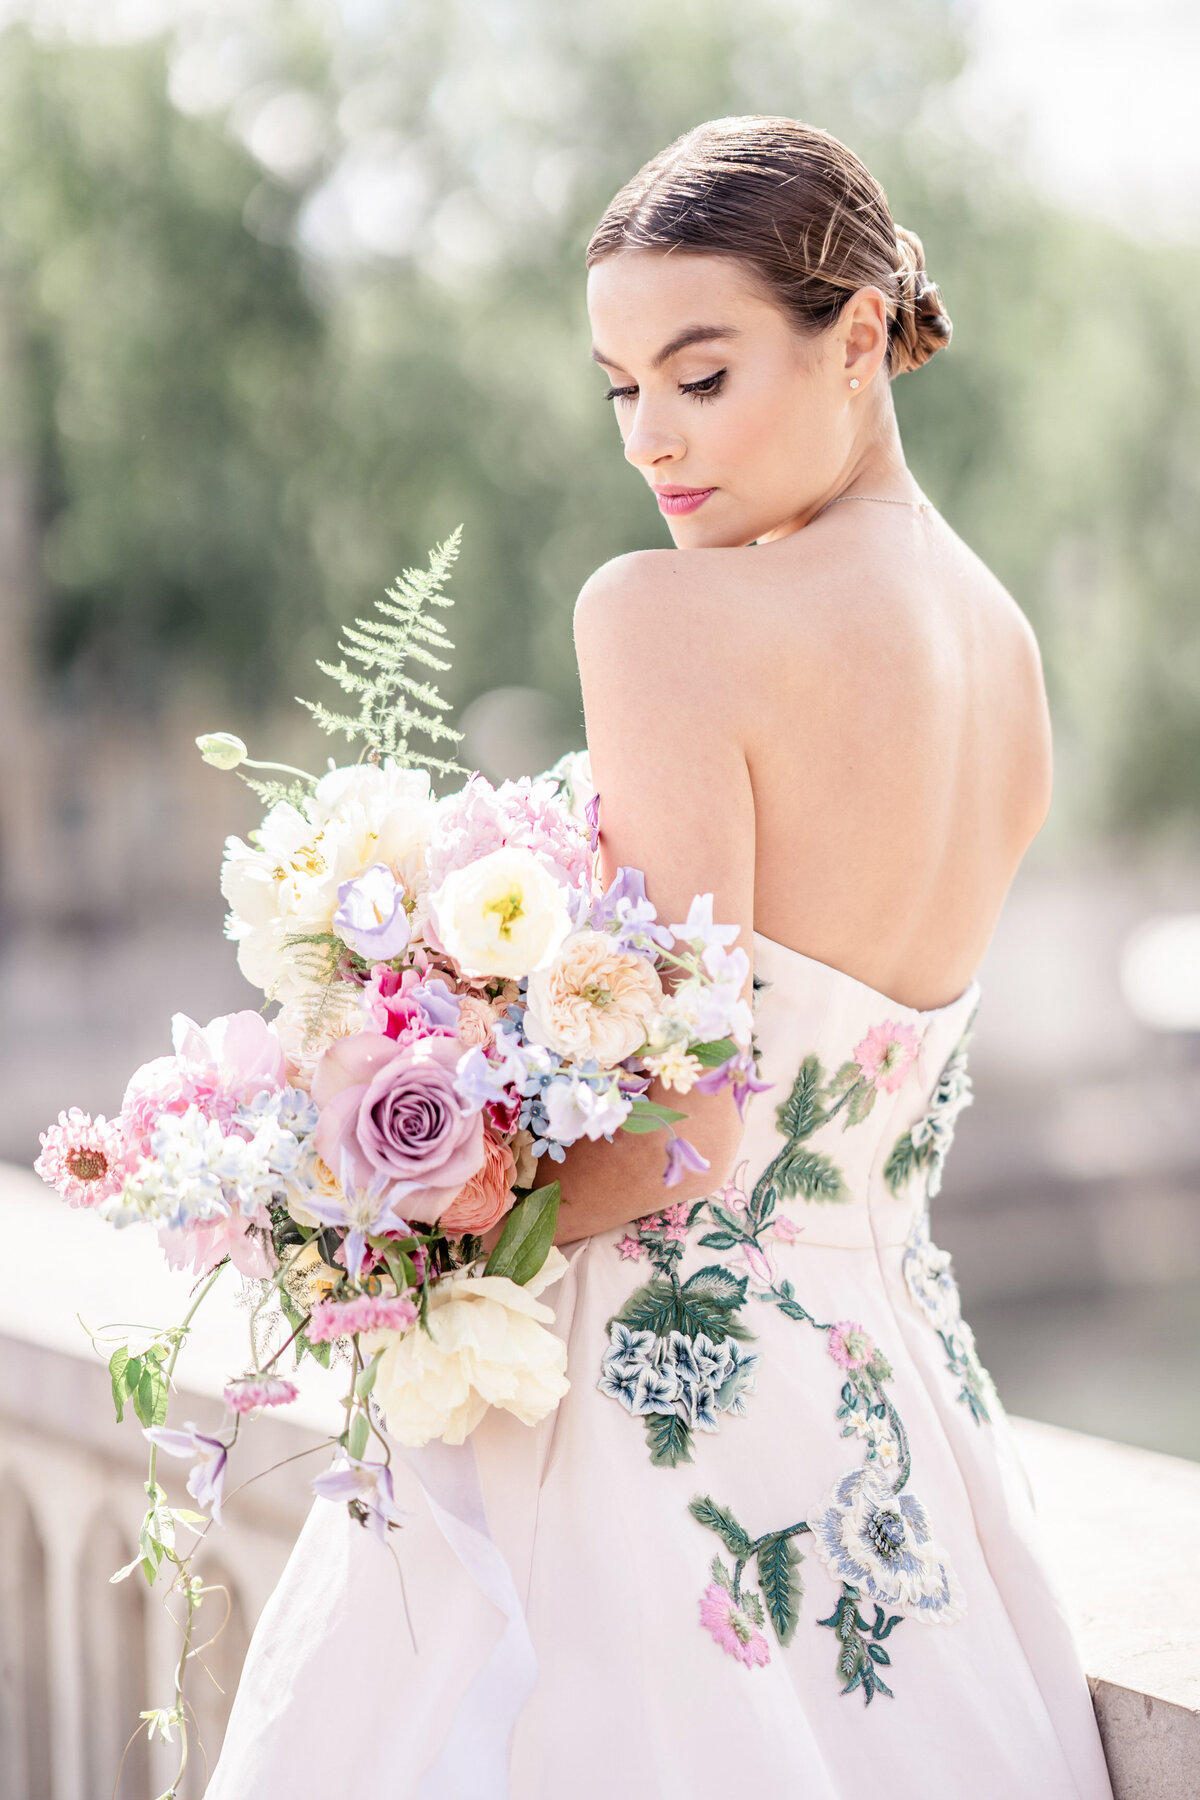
[699,1584,770,1668]
[827,1321,876,1371]
[852,1020,921,1094]
[35,1109,131,1207]
[223,1375,299,1413]
[159,1214,278,1280]
[307,1292,419,1343]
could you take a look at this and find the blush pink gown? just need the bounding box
[207,931,1113,1800]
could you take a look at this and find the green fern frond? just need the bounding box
[295,528,468,774]
[237,773,315,811]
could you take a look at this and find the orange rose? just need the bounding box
[439,1129,517,1235]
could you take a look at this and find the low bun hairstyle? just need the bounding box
[587,116,952,377]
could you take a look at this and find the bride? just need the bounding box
[208,117,1113,1799]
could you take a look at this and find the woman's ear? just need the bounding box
[841,286,890,387]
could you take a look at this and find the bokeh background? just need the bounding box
[2,0,1199,1450]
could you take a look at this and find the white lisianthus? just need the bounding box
[524,930,663,1065]
[362,1247,571,1446]
[643,1043,705,1093]
[430,846,571,979]
[541,1073,632,1146]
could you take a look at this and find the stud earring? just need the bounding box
[849,377,860,390]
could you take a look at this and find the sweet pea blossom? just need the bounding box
[541,1074,632,1146]
[589,867,673,953]
[310,1454,410,1543]
[307,1292,419,1342]
[143,1423,229,1523]
[333,863,412,961]
[669,893,742,953]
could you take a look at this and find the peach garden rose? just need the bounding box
[524,929,664,1066]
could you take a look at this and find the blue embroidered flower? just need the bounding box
[809,1465,965,1624]
[902,1212,962,1332]
[907,1042,973,1198]
[598,1323,759,1432]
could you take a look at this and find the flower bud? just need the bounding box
[196,732,248,770]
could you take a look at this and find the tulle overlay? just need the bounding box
[207,931,1113,1800]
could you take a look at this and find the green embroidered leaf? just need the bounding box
[828,1060,860,1097]
[710,1554,732,1590]
[688,1494,754,1559]
[845,1080,876,1126]
[697,1230,740,1250]
[682,1267,747,1306]
[742,1588,766,1628]
[677,1299,755,1342]
[757,1533,803,1646]
[772,1145,850,1205]
[613,1281,679,1338]
[775,1056,826,1141]
[484,1180,561,1285]
[645,1412,692,1467]
[883,1131,924,1195]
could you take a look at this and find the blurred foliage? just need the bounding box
[0,0,1197,836]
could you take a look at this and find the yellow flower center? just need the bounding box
[484,887,525,939]
[581,982,613,1008]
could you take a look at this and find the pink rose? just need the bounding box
[312,1031,485,1223]
[438,1130,517,1235]
[455,994,499,1049]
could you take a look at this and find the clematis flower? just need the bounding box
[310,1454,410,1543]
[694,1046,773,1118]
[662,1134,710,1188]
[143,1423,229,1524]
[333,863,412,961]
[300,1155,415,1281]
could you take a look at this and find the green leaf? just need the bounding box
[617,1112,672,1134]
[612,1280,679,1338]
[356,1351,384,1400]
[132,1360,168,1428]
[882,1132,920,1195]
[109,1347,132,1423]
[688,1494,753,1559]
[626,1098,689,1125]
[645,1412,693,1467]
[682,1266,748,1306]
[775,1055,827,1141]
[483,1180,561,1285]
[772,1145,850,1205]
[845,1081,876,1126]
[757,1533,803,1646]
[347,1412,369,1461]
[689,1037,737,1068]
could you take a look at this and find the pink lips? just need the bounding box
[654,485,716,516]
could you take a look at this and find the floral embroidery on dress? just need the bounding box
[809,1464,965,1623]
[884,1015,976,1202]
[903,1213,994,1423]
[690,1495,806,1662]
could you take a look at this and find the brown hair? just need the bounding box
[587,116,951,377]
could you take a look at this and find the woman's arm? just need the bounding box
[545,550,758,1243]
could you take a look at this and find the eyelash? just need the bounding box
[602,369,728,406]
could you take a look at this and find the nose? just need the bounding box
[621,400,685,473]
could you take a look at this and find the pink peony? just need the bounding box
[35,1108,131,1207]
[827,1320,876,1370]
[699,1584,770,1667]
[311,1031,485,1223]
[121,1011,286,1152]
[224,1375,299,1413]
[426,774,593,897]
[307,1291,419,1343]
[159,1214,278,1280]
[438,1130,517,1235]
[852,1020,921,1094]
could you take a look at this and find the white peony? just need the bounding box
[524,930,663,1065]
[362,1246,571,1446]
[429,846,572,979]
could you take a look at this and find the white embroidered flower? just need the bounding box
[810,1464,965,1623]
[524,930,663,1065]
[362,1247,571,1445]
[907,1041,973,1197]
[429,846,572,979]
[902,1211,963,1333]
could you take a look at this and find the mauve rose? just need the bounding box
[312,1031,484,1223]
[438,1129,517,1235]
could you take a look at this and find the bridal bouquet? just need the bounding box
[35,533,762,1607]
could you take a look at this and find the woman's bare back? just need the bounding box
[675,506,1052,1012]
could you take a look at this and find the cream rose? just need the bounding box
[429,847,571,979]
[362,1247,571,1446]
[524,930,663,1065]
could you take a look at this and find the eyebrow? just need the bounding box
[590,324,741,373]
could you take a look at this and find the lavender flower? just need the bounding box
[333,863,412,961]
[143,1423,229,1523]
[668,894,741,952]
[301,1155,414,1281]
[310,1454,410,1542]
[694,1047,773,1119]
[663,1134,711,1188]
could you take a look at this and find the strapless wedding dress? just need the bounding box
[206,931,1113,1800]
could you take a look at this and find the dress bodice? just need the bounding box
[739,930,981,1250]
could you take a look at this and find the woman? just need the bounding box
[208,118,1113,1799]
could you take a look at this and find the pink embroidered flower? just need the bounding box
[737,1241,775,1285]
[662,1201,690,1243]
[771,1215,802,1245]
[307,1292,420,1343]
[715,1166,750,1214]
[616,1234,645,1261]
[699,1584,770,1668]
[35,1109,131,1207]
[827,1320,876,1370]
[640,1212,664,1232]
[223,1375,299,1413]
[852,1020,921,1094]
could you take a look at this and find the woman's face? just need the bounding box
[586,249,876,547]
